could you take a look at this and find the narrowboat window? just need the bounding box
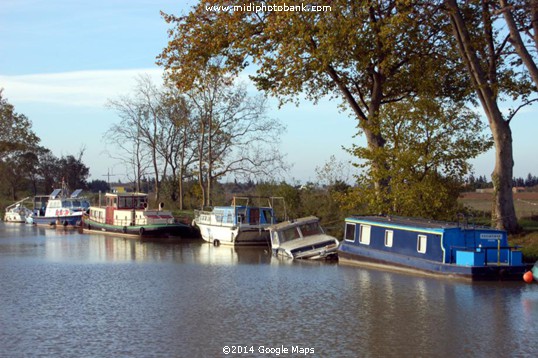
[385,230,393,247]
[359,225,371,245]
[344,223,356,241]
[417,234,427,253]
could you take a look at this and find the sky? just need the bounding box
[0,0,537,186]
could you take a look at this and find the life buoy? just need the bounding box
[213,239,220,246]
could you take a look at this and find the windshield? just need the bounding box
[299,222,323,237]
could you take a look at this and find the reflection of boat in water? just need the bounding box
[194,242,272,265]
[268,216,339,260]
[3,197,33,223]
[82,192,197,239]
[30,188,89,227]
[338,215,528,280]
[193,197,283,246]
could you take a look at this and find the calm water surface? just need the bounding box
[1,222,538,357]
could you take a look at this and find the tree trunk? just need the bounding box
[198,121,206,209]
[325,65,388,193]
[445,0,520,233]
[490,115,520,232]
[207,114,213,207]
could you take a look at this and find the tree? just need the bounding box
[499,0,538,89]
[58,150,90,191]
[0,90,40,161]
[342,96,492,219]
[186,64,287,207]
[0,90,42,199]
[443,0,535,232]
[159,0,472,204]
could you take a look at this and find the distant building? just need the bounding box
[111,185,127,193]
[475,188,494,194]
[512,187,525,193]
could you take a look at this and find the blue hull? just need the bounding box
[32,215,83,227]
[338,242,528,281]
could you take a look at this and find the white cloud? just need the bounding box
[0,68,164,107]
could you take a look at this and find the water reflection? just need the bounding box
[2,222,538,357]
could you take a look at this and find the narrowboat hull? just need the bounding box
[338,243,529,281]
[82,217,198,239]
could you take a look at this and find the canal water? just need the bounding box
[1,222,538,357]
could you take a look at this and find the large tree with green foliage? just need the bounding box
[159,0,471,200]
[443,0,537,232]
[341,97,492,218]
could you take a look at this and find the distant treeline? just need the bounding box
[466,173,538,190]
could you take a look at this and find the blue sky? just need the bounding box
[1,0,536,186]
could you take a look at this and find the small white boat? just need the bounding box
[268,216,339,259]
[193,197,283,246]
[3,197,33,223]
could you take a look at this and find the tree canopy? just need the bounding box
[159,0,489,219]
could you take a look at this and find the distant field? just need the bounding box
[459,192,538,220]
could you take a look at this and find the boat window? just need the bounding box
[138,197,147,209]
[281,227,300,243]
[385,230,393,247]
[417,235,427,254]
[300,222,323,237]
[61,200,72,208]
[359,225,371,245]
[124,197,133,208]
[344,223,356,241]
[261,209,273,224]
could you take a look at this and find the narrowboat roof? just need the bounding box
[346,215,503,233]
[267,216,319,231]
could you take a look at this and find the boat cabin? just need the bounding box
[33,189,89,218]
[196,205,275,228]
[88,192,174,227]
[338,216,524,275]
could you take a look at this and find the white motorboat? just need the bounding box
[3,197,33,223]
[268,216,339,259]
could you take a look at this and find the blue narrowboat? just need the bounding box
[337,216,528,280]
